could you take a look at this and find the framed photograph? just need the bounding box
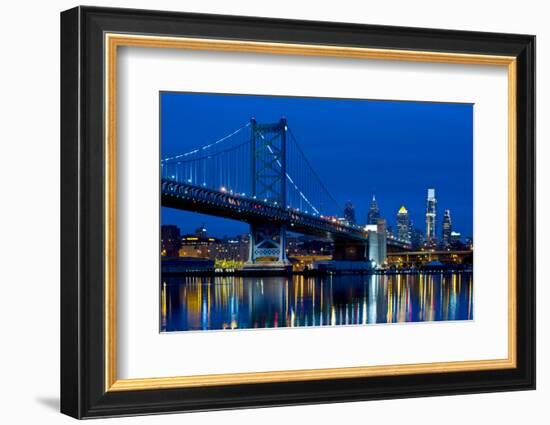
[60,6,535,419]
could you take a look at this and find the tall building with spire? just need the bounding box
[367,195,381,225]
[396,205,411,243]
[442,209,452,247]
[425,188,437,244]
[343,201,356,224]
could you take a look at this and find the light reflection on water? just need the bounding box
[160,272,473,332]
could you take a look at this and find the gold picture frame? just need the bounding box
[104,34,517,392]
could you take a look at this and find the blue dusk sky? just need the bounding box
[161,92,473,240]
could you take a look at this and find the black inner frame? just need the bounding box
[60,6,535,419]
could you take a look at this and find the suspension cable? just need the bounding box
[161,121,251,163]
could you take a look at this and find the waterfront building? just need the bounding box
[396,205,411,244]
[298,239,333,256]
[211,234,249,262]
[344,201,356,224]
[386,250,473,269]
[161,224,182,257]
[287,236,333,271]
[179,233,219,258]
[287,235,333,257]
[367,195,381,225]
[442,209,452,247]
[425,188,437,244]
[286,236,303,256]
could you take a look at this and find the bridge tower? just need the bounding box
[245,117,291,272]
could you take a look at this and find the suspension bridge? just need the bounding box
[161,118,408,272]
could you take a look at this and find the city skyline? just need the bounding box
[159,91,474,332]
[161,92,473,240]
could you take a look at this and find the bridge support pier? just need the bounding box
[243,223,292,274]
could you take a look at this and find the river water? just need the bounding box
[160,272,473,332]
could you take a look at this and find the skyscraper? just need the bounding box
[367,195,381,225]
[442,209,452,247]
[344,201,356,224]
[425,188,437,244]
[396,205,411,243]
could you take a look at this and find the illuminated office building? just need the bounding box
[425,188,437,244]
[396,205,411,244]
[442,209,452,247]
[367,195,381,225]
[343,201,356,224]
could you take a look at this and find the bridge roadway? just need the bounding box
[161,179,409,249]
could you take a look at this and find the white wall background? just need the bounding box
[0,1,545,424]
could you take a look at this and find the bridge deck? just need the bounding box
[161,180,368,241]
[162,180,410,249]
